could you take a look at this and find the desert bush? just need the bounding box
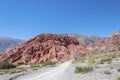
[115,77,120,80]
[0,72,4,75]
[117,67,120,72]
[30,62,56,71]
[94,65,99,68]
[4,68,26,74]
[72,57,86,64]
[99,57,112,64]
[41,62,56,67]
[104,70,112,75]
[0,62,16,69]
[88,57,95,64]
[30,66,42,71]
[75,66,93,73]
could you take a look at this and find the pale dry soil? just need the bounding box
[0,58,120,80]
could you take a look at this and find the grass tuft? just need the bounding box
[75,66,93,74]
[115,77,120,80]
[104,70,112,75]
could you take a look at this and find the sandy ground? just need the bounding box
[1,59,120,80]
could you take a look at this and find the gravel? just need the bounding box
[0,58,120,80]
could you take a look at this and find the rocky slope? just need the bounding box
[0,34,88,64]
[63,34,104,46]
[0,36,23,54]
[88,30,120,53]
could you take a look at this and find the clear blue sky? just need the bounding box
[0,0,120,40]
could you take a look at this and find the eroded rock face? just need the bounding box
[63,34,104,46]
[0,34,88,64]
[88,33,120,54]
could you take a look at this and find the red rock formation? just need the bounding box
[0,34,88,64]
[88,33,120,53]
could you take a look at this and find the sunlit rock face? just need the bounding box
[88,30,120,53]
[0,34,88,64]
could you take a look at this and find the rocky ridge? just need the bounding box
[88,30,120,53]
[63,34,104,46]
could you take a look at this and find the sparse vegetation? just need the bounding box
[75,66,93,73]
[94,65,99,68]
[41,62,56,67]
[117,67,120,72]
[72,51,120,65]
[72,51,120,77]
[104,70,112,75]
[30,62,56,71]
[0,62,16,69]
[72,57,86,64]
[88,57,95,64]
[4,68,26,74]
[115,77,120,80]
[99,57,112,64]
[31,66,43,71]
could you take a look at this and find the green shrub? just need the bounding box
[75,66,93,74]
[0,72,4,75]
[41,62,56,67]
[88,57,95,64]
[99,60,104,64]
[31,67,42,71]
[99,57,112,64]
[117,67,120,72]
[30,62,56,71]
[0,62,16,69]
[72,57,86,64]
[104,70,112,75]
[4,68,26,74]
[115,77,120,80]
[94,65,99,68]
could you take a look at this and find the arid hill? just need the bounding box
[88,30,120,53]
[0,34,88,64]
[63,34,104,46]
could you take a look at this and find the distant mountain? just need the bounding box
[63,34,104,46]
[0,36,23,54]
[0,34,88,64]
[88,30,120,53]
